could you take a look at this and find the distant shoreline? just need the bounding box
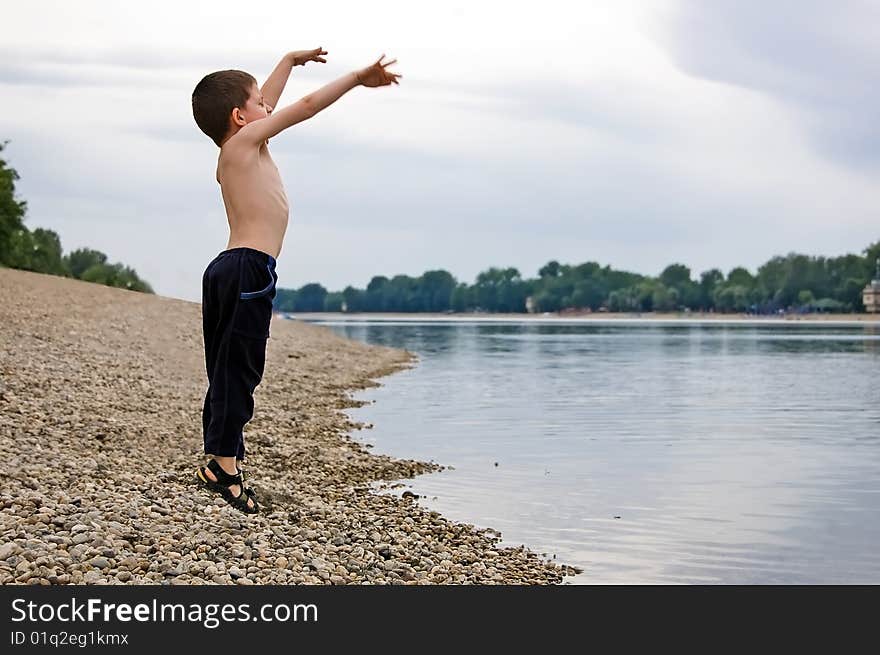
[283,311,880,325]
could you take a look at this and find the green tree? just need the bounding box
[659,263,691,289]
[658,263,700,310]
[714,285,750,312]
[865,241,880,280]
[533,272,575,311]
[651,284,678,312]
[780,255,812,307]
[607,290,624,312]
[839,278,864,311]
[419,269,456,312]
[271,239,880,315]
[80,262,153,292]
[572,261,601,279]
[538,260,561,278]
[0,141,28,267]
[294,283,327,312]
[365,275,390,311]
[4,226,35,269]
[0,141,153,292]
[532,288,562,312]
[607,286,641,312]
[324,291,344,312]
[474,267,527,312]
[29,228,66,275]
[727,267,755,288]
[698,269,724,310]
[450,283,470,312]
[386,274,422,312]
[604,267,644,293]
[274,287,297,312]
[342,285,364,312]
[813,297,845,313]
[570,278,605,309]
[64,247,108,279]
[756,256,789,308]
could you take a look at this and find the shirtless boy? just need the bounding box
[191,48,402,513]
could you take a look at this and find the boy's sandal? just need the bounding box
[237,461,257,501]
[196,458,259,514]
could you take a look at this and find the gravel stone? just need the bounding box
[0,268,582,586]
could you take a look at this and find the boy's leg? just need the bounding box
[198,248,276,511]
[201,255,221,449]
[207,329,268,453]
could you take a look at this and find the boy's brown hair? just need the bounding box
[192,70,258,147]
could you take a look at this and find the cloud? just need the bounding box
[2,3,878,302]
[655,0,880,168]
[0,45,277,89]
[0,45,271,73]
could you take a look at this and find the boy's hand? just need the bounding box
[356,53,402,87]
[291,47,328,67]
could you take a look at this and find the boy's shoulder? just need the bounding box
[218,135,261,164]
[216,137,268,183]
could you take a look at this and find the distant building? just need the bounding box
[525,296,536,313]
[863,259,880,313]
[864,281,880,313]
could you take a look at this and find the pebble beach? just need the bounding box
[0,267,581,585]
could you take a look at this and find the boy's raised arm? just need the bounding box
[235,54,400,146]
[260,53,295,109]
[261,48,328,108]
[236,72,362,145]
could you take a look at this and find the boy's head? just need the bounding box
[191,70,273,147]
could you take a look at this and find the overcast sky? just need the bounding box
[2,0,877,303]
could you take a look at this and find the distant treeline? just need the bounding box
[277,241,880,314]
[0,140,153,293]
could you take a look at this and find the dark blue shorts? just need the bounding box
[201,247,278,458]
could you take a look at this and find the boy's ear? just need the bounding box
[231,107,246,127]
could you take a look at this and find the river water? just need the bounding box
[301,317,880,584]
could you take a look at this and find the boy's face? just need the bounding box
[234,83,273,126]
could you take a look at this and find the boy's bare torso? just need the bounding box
[217,140,289,259]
